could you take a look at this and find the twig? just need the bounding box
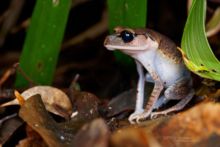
[0,0,25,46]
[0,113,17,126]
[11,19,30,34]
[62,9,107,49]
[14,63,36,86]
[0,66,16,87]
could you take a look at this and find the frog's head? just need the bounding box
[104,26,158,55]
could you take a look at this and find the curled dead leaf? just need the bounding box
[1,86,72,118]
[19,94,102,147]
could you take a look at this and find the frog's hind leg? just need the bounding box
[153,95,169,110]
[150,90,194,118]
[150,77,194,118]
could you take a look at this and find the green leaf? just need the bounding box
[181,0,220,81]
[15,0,71,87]
[107,0,147,32]
[107,0,147,66]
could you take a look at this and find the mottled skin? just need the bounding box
[104,27,194,124]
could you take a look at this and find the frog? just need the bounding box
[104,26,194,124]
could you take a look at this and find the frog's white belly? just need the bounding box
[134,50,185,88]
[154,51,184,87]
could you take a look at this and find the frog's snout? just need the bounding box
[104,36,115,51]
[103,36,109,46]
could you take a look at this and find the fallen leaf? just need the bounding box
[19,94,101,147]
[72,118,109,147]
[16,125,48,147]
[1,86,72,118]
[106,83,153,118]
[153,102,220,147]
[19,94,80,147]
[111,127,150,147]
[110,118,164,147]
[70,90,100,122]
[207,89,220,100]
[0,115,23,145]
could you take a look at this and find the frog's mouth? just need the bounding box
[104,44,148,51]
[104,35,154,51]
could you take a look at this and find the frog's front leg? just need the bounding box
[129,66,164,123]
[150,77,194,119]
[138,74,163,122]
[128,61,145,124]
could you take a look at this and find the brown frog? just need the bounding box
[104,27,194,124]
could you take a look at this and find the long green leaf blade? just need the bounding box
[181,0,220,81]
[15,0,71,87]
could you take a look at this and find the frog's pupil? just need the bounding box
[120,31,134,43]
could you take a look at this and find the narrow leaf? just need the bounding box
[181,0,220,81]
[15,0,71,87]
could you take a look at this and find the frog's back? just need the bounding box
[134,28,182,63]
[133,28,187,86]
[147,29,182,63]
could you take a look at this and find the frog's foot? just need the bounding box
[150,90,194,119]
[128,110,151,124]
[150,111,170,119]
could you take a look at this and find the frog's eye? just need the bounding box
[120,30,135,43]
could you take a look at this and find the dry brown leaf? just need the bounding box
[16,126,48,147]
[19,94,107,147]
[72,118,109,147]
[1,86,72,118]
[19,94,80,147]
[106,83,153,118]
[110,102,220,147]
[111,127,151,147]
[152,102,220,147]
[0,116,23,145]
[70,91,100,121]
[207,89,220,99]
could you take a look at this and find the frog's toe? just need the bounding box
[129,112,150,124]
[150,111,169,119]
[128,109,144,124]
[136,116,146,124]
[128,113,140,124]
[150,112,159,119]
[140,112,151,122]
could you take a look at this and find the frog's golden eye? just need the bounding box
[119,30,135,43]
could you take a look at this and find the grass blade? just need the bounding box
[15,0,71,87]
